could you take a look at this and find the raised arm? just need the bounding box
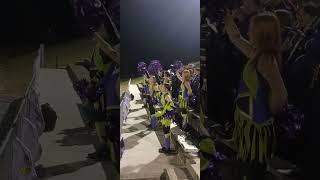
[95,32,120,64]
[176,69,183,82]
[224,10,255,58]
[164,93,172,103]
[257,55,288,114]
[184,81,193,96]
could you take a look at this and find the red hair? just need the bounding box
[250,12,282,67]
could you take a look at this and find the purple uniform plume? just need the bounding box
[137,62,147,75]
[148,60,163,76]
[172,60,184,72]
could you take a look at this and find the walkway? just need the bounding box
[38,68,117,180]
[120,84,190,180]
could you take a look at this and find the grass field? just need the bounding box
[43,38,96,68]
[0,37,95,96]
[120,76,143,94]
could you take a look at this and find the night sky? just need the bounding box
[121,0,200,78]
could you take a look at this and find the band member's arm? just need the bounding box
[165,94,172,103]
[95,32,120,64]
[200,121,210,137]
[176,69,183,82]
[224,10,254,58]
[154,84,160,92]
[184,81,193,96]
[257,55,288,114]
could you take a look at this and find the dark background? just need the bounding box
[0,0,74,45]
[120,0,200,78]
[0,0,111,56]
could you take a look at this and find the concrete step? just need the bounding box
[121,175,160,180]
[164,167,193,180]
[186,158,200,180]
[121,84,180,179]
[164,168,179,180]
[38,68,110,180]
[170,123,199,180]
[66,64,90,83]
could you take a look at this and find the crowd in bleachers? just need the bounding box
[200,0,320,179]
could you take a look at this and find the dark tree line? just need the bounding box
[0,0,76,45]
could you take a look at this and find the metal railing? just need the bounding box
[0,45,45,180]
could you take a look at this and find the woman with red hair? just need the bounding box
[225,10,288,179]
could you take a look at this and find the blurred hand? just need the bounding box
[109,48,119,60]
[224,9,240,38]
[95,32,119,63]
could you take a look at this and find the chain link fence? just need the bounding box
[0,45,45,180]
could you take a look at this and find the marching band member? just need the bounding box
[176,69,193,130]
[87,27,120,164]
[147,76,160,129]
[157,79,176,154]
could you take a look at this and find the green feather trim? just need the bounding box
[234,106,275,163]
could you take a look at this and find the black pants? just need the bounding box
[149,103,155,115]
[162,125,170,134]
[105,108,120,169]
[106,109,120,142]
